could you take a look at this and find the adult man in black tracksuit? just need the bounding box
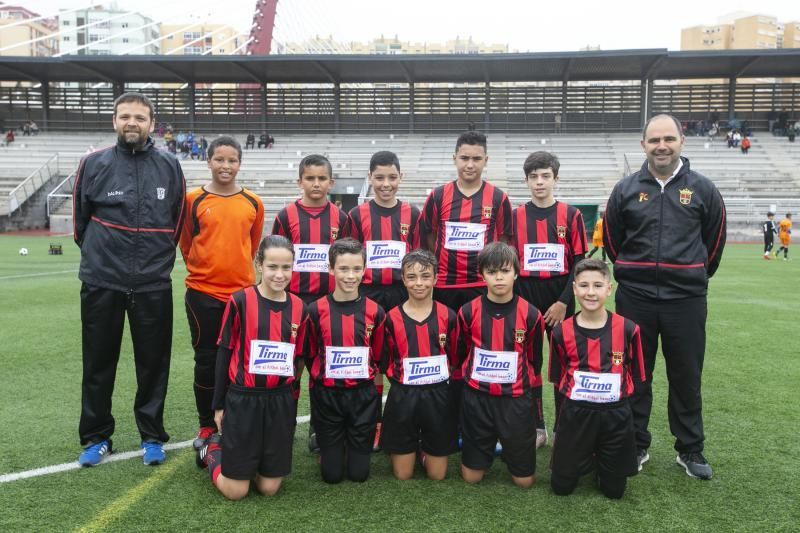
[603,114,726,480]
[762,212,777,259]
[73,93,186,467]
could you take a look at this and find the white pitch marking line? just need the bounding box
[0,269,79,281]
[0,396,388,484]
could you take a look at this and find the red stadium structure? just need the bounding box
[247,0,278,55]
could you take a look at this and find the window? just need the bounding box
[63,20,70,26]
[122,23,128,28]
[122,38,129,43]
[89,34,99,42]
[63,36,71,41]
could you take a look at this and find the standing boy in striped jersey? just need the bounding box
[420,131,513,422]
[272,154,350,452]
[304,238,387,483]
[457,242,545,488]
[271,154,350,306]
[381,249,459,480]
[348,151,422,450]
[509,151,587,447]
[179,136,264,459]
[548,258,645,499]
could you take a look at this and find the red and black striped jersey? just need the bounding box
[420,181,513,289]
[216,287,309,391]
[347,200,421,286]
[548,311,645,401]
[511,201,587,279]
[383,302,459,384]
[457,295,544,397]
[304,295,386,389]
[271,200,350,296]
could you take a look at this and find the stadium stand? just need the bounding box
[4,131,796,239]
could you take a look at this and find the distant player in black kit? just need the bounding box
[457,242,545,488]
[549,259,645,499]
[762,212,777,260]
[382,249,459,480]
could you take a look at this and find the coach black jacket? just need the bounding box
[603,157,726,300]
[73,137,186,293]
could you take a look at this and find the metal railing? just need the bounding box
[6,154,59,215]
[46,171,77,218]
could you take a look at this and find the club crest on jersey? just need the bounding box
[556,225,567,239]
[156,187,165,200]
[365,323,374,339]
[611,351,624,366]
[400,223,409,236]
[515,329,526,344]
[291,323,299,339]
[639,192,649,202]
[679,188,693,205]
[482,205,492,219]
[331,227,339,239]
[439,333,447,349]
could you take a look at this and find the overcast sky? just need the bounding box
[26,0,800,52]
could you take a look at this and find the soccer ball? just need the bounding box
[19,247,28,256]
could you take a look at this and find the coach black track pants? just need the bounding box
[615,288,707,454]
[79,284,173,446]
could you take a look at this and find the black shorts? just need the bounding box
[381,381,457,456]
[434,286,486,313]
[550,398,638,479]
[514,276,574,329]
[460,387,537,478]
[310,383,380,453]
[360,283,407,313]
[221,386,297,480]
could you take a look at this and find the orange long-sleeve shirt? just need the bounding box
[179,186,264,302]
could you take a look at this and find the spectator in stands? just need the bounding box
[191,141,201,160]
[726,130,734,148]
[164,129,174,143]
[788,127,796,143]
[187,131,195,145]
[740,136,751,155]
[245,133,255,150]
[29,121,39,135]
[73,92,186,468]
[266,134,275,148]
[258,133,269,148]
[180,140,191,159]
[554,113,562,134]
[200,137,208,161]
[177,131,187,145]
[4,129,15,146]
[22,121,31,136]
[732,130,742,147]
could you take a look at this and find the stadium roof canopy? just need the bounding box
[2,49,800,84]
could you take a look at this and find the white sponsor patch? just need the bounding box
[444,221,487,251]
[365,240,406,269]
[249,340,295,376]
[325,346,370,379]
[402,355,449,385]
[570,371,621,403]
[470,348,518,384]
[293,244,330,273]
[523,243,565,272]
